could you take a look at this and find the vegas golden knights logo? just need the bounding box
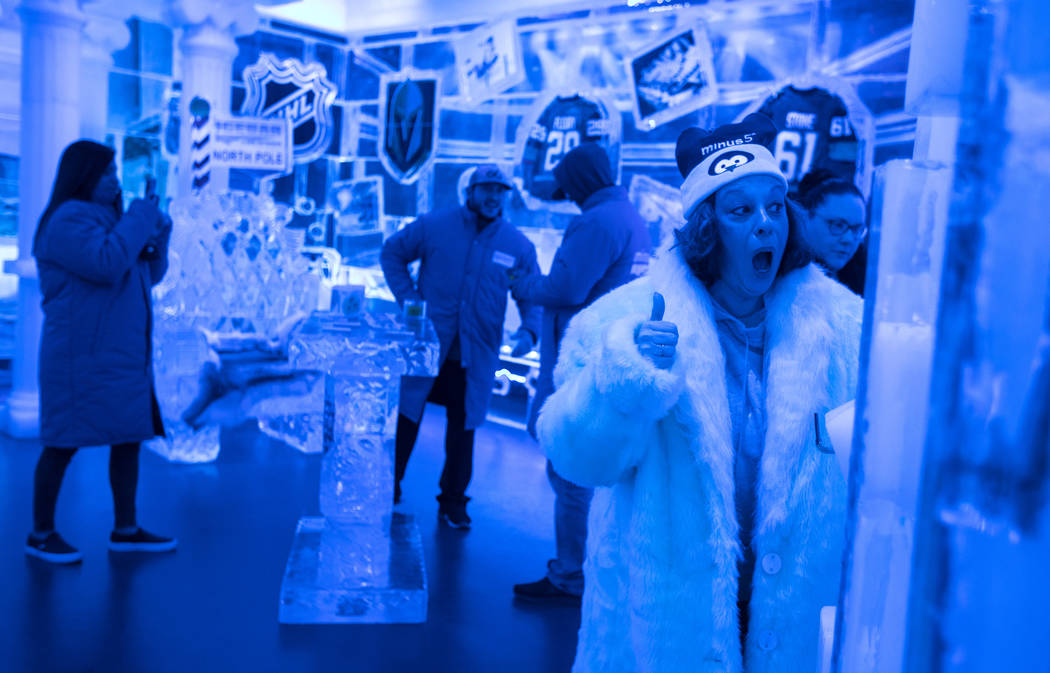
[379,73,439,184]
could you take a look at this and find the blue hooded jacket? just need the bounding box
[381,204,541,430]
[512,143,652,435]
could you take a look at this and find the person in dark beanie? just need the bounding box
[795,168,868,296]
[510,143,651,603]
[537,114,861,672]
[382,164,540,529]
[26,140,175,564]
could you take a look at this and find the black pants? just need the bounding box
[32,443,141,532]
[394,358,475,505]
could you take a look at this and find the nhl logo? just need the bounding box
[241,54,337,165]
[379,72,440,184]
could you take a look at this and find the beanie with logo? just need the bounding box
[675,113,787,219]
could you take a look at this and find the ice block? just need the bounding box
[277,311,440,624]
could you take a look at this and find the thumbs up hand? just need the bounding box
[634,292,678,369]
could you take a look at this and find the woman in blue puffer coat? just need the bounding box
[25,140,177,564]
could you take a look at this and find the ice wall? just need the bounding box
[902,0,1050,670]
[835,1,1050,671]
[834,159,951,673]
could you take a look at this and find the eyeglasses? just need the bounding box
[822,216,867,238]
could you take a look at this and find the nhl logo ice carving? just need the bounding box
[241,54,337,165]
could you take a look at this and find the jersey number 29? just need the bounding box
[544,130,581,172]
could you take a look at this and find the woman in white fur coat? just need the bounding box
[537,115,862,673]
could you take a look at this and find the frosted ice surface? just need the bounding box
[149,190,321,462]
[279,515,427,624]
[277,312,439,623]
[293,313,438,521]
[835,160,950,673]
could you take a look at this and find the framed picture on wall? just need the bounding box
[454,18,526,103]
[328,177,385,265]
[378,71,441,185]
[329,177,384,235]
[627,25,718,132]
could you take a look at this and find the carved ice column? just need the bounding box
[4,0,85,438]
[165,0,259,197]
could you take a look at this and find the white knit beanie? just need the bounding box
[676,113,787,218]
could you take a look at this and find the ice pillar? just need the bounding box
[165,1,260,198]
[902,0,1050,670]
[832,160,951,673]
[278,313,439,624]
[4,0,85,438]
[834,1,1050,672]
[173,23,232,197]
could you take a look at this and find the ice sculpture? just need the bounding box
[278,310,440,623]
[836,1,1050,671]
[148,190,320,462]
[833,160,951,673]
[899,2,1050,669]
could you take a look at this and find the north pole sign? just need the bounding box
[241,54,338,165]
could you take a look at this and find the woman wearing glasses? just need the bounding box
[796,169,868,296]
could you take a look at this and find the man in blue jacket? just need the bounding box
[510,143,652,600]
[381,165,541,529]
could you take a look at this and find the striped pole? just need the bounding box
[189,96,211,194]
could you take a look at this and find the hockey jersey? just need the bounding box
[757,85,860,189]
[519,94,616,205]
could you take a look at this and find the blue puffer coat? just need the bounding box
[34,198,167,448]
[513,183,652,436]
[380,205,541,430]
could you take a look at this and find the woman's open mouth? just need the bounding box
[752,249,774,274]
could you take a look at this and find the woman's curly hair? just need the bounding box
[672,194,812,285]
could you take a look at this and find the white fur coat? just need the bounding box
[537,247,862,673]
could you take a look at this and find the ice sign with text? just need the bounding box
[210,116,292,174]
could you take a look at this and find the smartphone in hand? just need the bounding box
[144,175,158,206]
[143,174,161,257]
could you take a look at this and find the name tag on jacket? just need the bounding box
[491,250,516,268]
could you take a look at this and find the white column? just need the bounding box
[174,21,235,197]
[79,10,130,141]
[166,0,262,198]
[5,0,85,438]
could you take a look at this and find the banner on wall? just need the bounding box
[210,116,292,173]
[627,25,719,131]
[241,54,338,166]
[736,78,874,196]
[453,19,525,102]
[379,72,440,185]
[514,91,621,213]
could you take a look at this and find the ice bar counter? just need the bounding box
[277,309,440,624]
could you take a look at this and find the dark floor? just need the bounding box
[0,406,580,673]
